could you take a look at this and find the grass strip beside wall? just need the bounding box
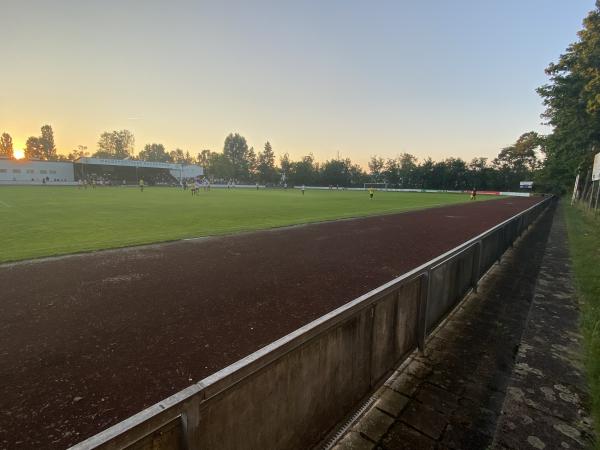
[564,203,600,445]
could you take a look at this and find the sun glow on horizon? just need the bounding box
[14,149,25,159]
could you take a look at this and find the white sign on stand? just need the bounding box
[519,181,534,189]
[593,152,600,182]
[571,173,580,205]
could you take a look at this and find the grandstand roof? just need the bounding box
[74,157,200,170]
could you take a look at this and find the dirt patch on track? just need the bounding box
[0,197,542,449]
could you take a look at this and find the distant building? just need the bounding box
[0,157,74,184]
[0,156,204,185]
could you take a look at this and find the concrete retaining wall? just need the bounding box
[70,197,553,450]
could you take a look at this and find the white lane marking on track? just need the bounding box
[0,200,11,207]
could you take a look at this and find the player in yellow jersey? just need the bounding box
[369,188,374,200]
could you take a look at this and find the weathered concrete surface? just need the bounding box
[333,202,592,449]
[491,205,594,449]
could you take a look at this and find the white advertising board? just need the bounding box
[593,152,600,182]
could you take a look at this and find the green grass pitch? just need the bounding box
[0,186,490,263]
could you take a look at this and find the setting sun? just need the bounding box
[14,148,25,159]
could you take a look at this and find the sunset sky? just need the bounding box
[1,0,593,167]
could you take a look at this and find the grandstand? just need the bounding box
[74,157,203,185]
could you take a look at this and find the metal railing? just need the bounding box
[71,196,553,450]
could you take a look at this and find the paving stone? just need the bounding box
[505,376,588,425]
[493,397,593,449]
[352,406,395,443]
[385,371,420,397]
[415,383,460,415]
[451,404,499,437]
[424,368,457,389]
[406,360,433,380]
[422,336,448,355]
[332,431,375,450]
[441,423,492,449]
[380,422,436,450]
[399,400,446,440]
[462,382,505,405]
[375,387,410,417]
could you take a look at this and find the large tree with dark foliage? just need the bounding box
[319,158,367,187]
[493,132,542,190]
[169,148,194,164]
[536,1,600,192]
[256,141,278,184]
[289,154,318,185]
[94,130,135,159]
[0,133,13,158]
[39,125,57,160]
[223,133,252,181]
[25,137,43,159]
[23,125,58,160]
[138,143,170,162]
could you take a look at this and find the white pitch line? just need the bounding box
[0,200,12,207]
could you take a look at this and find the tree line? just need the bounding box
[0,125,541,190]
[198,132,540,190]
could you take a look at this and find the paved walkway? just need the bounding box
[491,206,593,449]
[332,203,594,449]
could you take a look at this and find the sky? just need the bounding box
[0,0,595,167]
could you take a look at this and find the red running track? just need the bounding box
[0,196,542,449]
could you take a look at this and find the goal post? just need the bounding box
[364,182,388,191]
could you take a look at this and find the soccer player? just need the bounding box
[139,178,144,192]
[301,185,305,195]
[470,188,477,200]
[369,187,374,200]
